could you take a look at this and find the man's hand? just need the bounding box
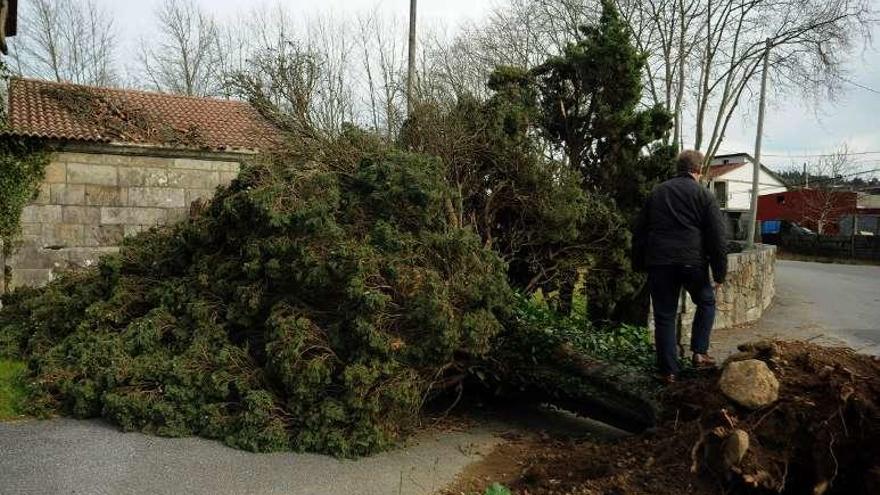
[713,281,724,290]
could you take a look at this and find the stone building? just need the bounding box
[1,77,279,292]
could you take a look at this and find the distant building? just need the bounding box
[706,153,788,238]
[758,190,880,236]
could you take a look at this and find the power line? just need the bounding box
[774,168,880,188]
[763,151,880,158]
[714,168,880,198]
[842,76,880,95]
[798,167,880,182]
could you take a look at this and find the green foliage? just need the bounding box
[0,149,512,456]
[402,1,673,322]
[402,82,589,296]
[526,0,674,319]
[477,295,660,429]
[0,1,673,454]
[533,0,673,210]
[0,359,27,420]
[511,296,654,370]
[484,483,512,495]
[0,138,50,253]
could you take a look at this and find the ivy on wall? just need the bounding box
[0,137,50,261]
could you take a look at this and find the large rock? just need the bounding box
[719,359,780,409]
[723,429,750,468]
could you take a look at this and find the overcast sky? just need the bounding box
[93,0,880,175]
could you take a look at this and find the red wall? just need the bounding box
[758,190,857,235]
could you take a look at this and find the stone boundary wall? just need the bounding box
[0,145,245,292]
[650,244,776,335]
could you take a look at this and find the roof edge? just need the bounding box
[712,152,753,161]
[9,76,253,107]
[40,139,261,161]
[710,151,789,189]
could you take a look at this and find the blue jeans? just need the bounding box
[648,264,716,375]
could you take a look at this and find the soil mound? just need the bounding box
[448,341,880,495]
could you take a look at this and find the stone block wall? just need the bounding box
[649,244,776,336]
[1,147,244,292]
[714,245,776,328]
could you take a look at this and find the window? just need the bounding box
[714,181,728,208]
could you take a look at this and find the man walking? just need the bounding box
[633,150,728,382]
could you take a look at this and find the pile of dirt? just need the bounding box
[445,341,880,495]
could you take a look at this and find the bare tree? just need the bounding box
[9,0,117,85]
[615,0,702,147]
[139,0,220,96]
[622,0,873,162]
[221,5,356,138]
[446,0,872,161]
[305,13,356,135]
[353,10,408,138]
[356,13,381,134]
[800,147,855,234]
[420,33,491,101]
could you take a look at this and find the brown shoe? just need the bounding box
[654,373,677,384]
[692,353,717,370]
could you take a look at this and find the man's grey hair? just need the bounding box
[677,150,705,175]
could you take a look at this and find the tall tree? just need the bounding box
[614,0,701,149]
[9,0,117,86]
[530,0,674,319]
[404,2,674,320]
[445,0,872,159]
[533,0,673,215]
[139,0,220,96]
[616,0,872,160]
[355,11,407,138]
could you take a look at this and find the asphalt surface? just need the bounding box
[714,259,880,354]
[0,418,501,495]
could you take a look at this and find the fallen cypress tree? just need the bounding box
[0,149,659,456]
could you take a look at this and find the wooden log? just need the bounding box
[482,335,661,432]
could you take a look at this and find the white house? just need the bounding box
[706,153,788,238]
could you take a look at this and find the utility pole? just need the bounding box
[803,162,809,188]
[851,183,859,258]
[746,39,771,249]
[407,0,417,116]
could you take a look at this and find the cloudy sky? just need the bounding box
[93,0,880,175]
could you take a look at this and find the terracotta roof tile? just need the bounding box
[4,77,281,152]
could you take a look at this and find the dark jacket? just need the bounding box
[632,174,728,283]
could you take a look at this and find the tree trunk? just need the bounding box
[485,326,662,433]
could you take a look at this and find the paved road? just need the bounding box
[0,419,501,495]
[714,260,880,354]
[0,406,617,495]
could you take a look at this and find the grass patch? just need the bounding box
[0,360,27,420]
